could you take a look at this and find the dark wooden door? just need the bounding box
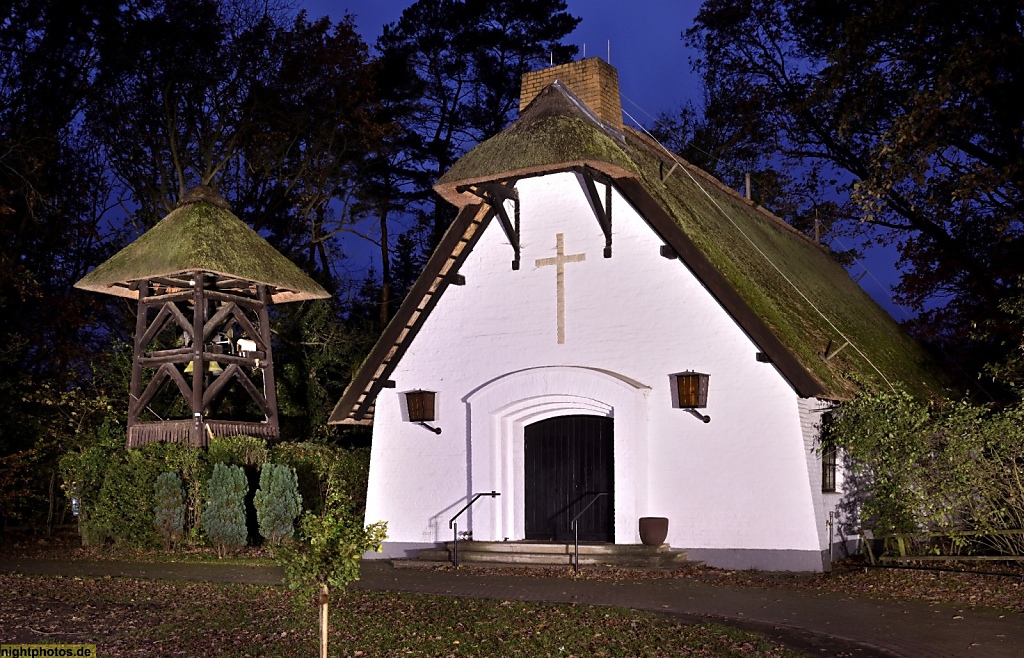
[524,415,614,541]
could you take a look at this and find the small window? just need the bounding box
[821,441,837,493]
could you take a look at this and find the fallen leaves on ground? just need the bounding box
[0,574,805,657]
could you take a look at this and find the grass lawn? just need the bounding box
[0,574,806,657]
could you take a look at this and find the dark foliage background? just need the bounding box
[0,0,578,534]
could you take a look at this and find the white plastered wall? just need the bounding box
[799,397,853,559]
[364,171,823,561]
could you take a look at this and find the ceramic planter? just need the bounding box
[639,517,668,546]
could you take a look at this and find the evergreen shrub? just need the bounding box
[254,463,302,544]
[203,463,249,557]
[153,471,186,548]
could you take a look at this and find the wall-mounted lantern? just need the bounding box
[671,372,710,423]
[405,390,442,434]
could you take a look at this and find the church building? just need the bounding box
[330,58,942,571]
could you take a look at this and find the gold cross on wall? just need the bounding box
[535,233,586,344]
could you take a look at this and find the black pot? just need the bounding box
[639,517,668,546]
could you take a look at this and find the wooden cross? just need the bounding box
[535,233,586,344]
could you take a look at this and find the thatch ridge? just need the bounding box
[621,127,943,398]
[176,184,232,210]
[436,83,637,206]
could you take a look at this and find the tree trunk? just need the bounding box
[78,507,89,547]
[46,470,56,537]
[378,200,391,329]
[319,583,329,658]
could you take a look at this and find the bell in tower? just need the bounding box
[75,186,329,447]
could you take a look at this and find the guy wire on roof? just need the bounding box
[622,93,990,401]
[621,104,898,394]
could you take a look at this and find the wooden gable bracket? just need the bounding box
[575,166,613,258]
[457,182,520,270]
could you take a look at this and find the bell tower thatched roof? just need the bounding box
[75,186,329,304]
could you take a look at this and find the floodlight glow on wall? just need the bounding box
[671,372,711,423]
[405,390,442,434]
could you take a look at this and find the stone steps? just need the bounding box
[404,541,694,569]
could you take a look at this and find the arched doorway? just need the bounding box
[524,414,614,541]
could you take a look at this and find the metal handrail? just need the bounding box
[570,492,608,572]
[448,491,500,567]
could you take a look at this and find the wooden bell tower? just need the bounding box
[76,186,330,447]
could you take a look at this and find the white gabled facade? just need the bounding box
[363,172,842,571]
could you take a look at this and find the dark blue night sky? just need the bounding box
[301,0,910,321]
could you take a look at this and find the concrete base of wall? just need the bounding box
[683,547,832,572]
[364,541,442,560]
[368,539,864,572]
[828,538,863,562]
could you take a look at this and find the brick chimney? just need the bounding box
[519,57,623,132]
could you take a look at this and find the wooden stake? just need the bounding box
[319,584,329,658]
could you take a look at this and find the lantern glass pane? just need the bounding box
[406,391,435,422]
[675,373,709,408]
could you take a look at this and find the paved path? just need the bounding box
[1,558,1021,657]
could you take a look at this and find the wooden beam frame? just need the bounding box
[458,182,520,270]
[126,273,280,447]
[577,166,614,258]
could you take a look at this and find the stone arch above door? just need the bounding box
[463,366,650,543]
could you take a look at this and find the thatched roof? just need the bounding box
[436,84,636,201]
[75,186,329,304]
[330,80,945,424]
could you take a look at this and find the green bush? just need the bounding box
[154,471,186,548]
[826,391,1024,554]
[97,449,163,547]
[273,444,383,605]
[59,420,124,546]
[203,463,249,557]
[60,427,210,548]
[159,442,211,543]
[254,463,302,544]
[208,435,269,467]
[276,484,386,602]
[270,443,370,517]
